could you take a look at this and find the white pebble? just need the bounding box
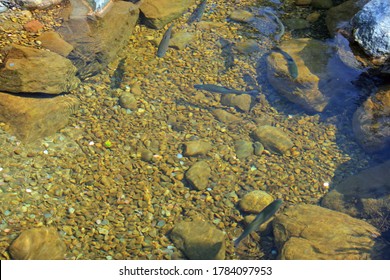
[323,182,329,187]
[43,150,49,154]
[88,141,95,146]
[25,188,32,193]
[0,167,3,172]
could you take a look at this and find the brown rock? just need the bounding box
[239,190,274,213]
[24,19,44,32]
[266,39,330,112]
[0,92,79,142]
[17,0,64,10]
[0,44,80,94]
[352,85,390,154]
[252,125,293,155]
[212,109,242,124]
[58,1,140,79]
[170,219,225,260]
[37,31,74,57]
[185,161,211,190]
[274,204,387,259]
[220,94,252,112]
[183,140,212,156]
[9,227,66,260]
[140,0,195,29]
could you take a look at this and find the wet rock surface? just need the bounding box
[185,160,211,191]
[251,125,293,155]
[352,85,390,154]
[9,227,66,260]
[0,44,80,94]
[170,219,225,260]
[273,204,386,259]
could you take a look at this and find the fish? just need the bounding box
[264,10,285,42]
[234,199,283,247]
[194,84,258,95]
[187,0,207,24]
[157,23,174,58]
[273,47,298,80]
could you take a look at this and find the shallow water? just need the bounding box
[0,0,389,260]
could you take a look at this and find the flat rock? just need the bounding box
[0,91,79,142]
[0,44,80,94]
[169,31,194,50]
[352,85,390,154]
[9,227,66,260]
[229,9,254,23]
[183,140,212,156]
[170,219,225,259]
[212,109,242,124]
[273,204,386,259]
[37,31,74,57]
[140,0,195,29]
[185,160,211,190]
[251,125,293,155]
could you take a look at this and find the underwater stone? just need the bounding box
[252,125,293,155]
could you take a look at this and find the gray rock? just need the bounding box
[234,140,254,160]
[239,190,274,213]
[352,0,390,58]
[253,141,264,155]
[352,85,390,154]
[0,44,80,94]
[185,161,211,190]
[170,219,225,259]
[183,140,212,156]
[335,160,390,198]
[252,125,293,155]
[273,204,387,259]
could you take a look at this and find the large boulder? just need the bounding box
[352,0,390,58]
[170,219,225,260]
[140,0,195,29]
[0,44,80,94]
[0,91,79,142]
[352,85,390,154]
[273,204,387,259]
[58,0,140,79]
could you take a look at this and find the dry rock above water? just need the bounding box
[170,219,225,260]
[140,0,195,29]
[9,227,66,260]
[16,0,65,10]
[352,85,390,155]
[0,91,79,142]
[273,204,386,259]
[0,44,80,94]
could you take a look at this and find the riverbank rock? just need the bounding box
[251,125,293,155]
[9,227,66,260]
[170,219,225,260]
[273,204,386,259]
[185,161,211,190]
[352,0,390,58]
[0,44,79,94]
[140,0,195,29]
[183,140,212,156]
[0,91,79,142]
[352,85,390,155]
[58,0,139,79]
